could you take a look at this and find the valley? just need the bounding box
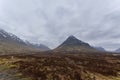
[0,0,120,80]
[0,29,119,80]
[0,51,120,80]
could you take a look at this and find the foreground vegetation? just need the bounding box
[0,52,120,80]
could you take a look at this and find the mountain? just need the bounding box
[0,29,50,54]
[94,47,106,52]
[32,44,50,51]
[115,48,120,53]
[0,29,26,45]
[25,41,50,51]
[55,35,97,52]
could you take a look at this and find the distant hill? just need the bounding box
[94,47,106,52]
[25,41,50,51]
[0,29,50,54]
[115,48,120,53]
[55,35,97,52]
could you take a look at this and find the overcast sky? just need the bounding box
[0,0,120,51]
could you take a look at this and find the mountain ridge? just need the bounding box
[115,48,120,53]
[94,47,106,52]
[0,28,50,54]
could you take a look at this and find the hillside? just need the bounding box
[55,36,97,52]
[115,48,120,53]
[94,47,106,52]
[0,34,119,80]
[0,29,50,54]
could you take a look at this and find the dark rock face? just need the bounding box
[59,35,90,47]
[55,35,96,52]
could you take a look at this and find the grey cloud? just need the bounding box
[0,0,120,50]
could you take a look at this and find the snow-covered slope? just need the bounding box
[0,29,25,45]
[0,29,50,54]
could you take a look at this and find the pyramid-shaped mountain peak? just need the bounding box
[55,35,97,52]
[61,35,90,47]
[68,35,77,39]
[66,35,81,42]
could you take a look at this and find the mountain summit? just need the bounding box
[55,35,96,52]
[59,35,90,47]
